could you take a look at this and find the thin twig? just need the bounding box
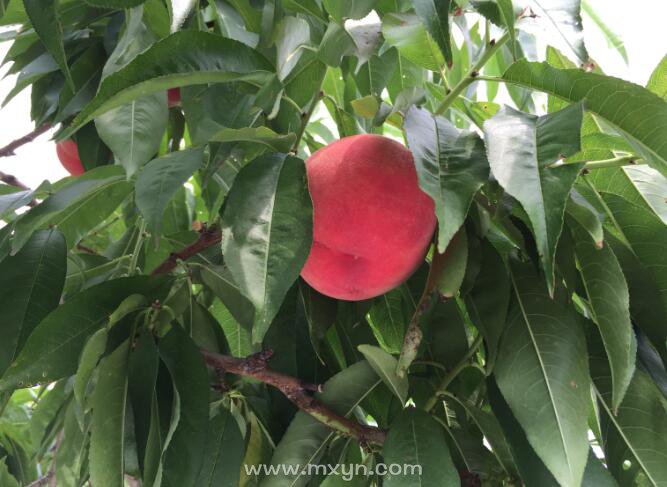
[202,349,387,445]
[0,170,31,190]
[396,239,457,377]
[25,471,54,487]
[424,334,484,412]
[435,33,509,115]
[0,123,52,158]
[291,75,326,153]
[150,224,222,276]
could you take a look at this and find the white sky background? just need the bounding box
[0,0,666,189]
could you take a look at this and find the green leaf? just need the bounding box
[73,327,107,405]
[96,96,167,177]
[220,153,312,344]
[366,289,409,354]
[207,126,296,152]
[262,361,381,487]
[487,376,560,486]
[135,147,204,240]
[23,0,74,89]
[0,276,169,391]
[484,103,583,293]
[647,54,667,99]
[52,179,132,249]
[404,105,489,252]
[155,326,209,486]
[95,7,167,176]
[382,408,458,486]
[570,220,636,411]
[322,0,376,24]
[89,340,131,487]
[566,190,604,247]
[0,187,33,219]
[275,16,310,81]
[431,230,468,298]
[194,404,245,487]
[502,60,667,177]
[84,0,146,6]
[465,240,510,372]
[495,261,590,487]
[413,0,453,67]
[446,393,518,477]
[0,229,66,376]
[60,31,272,138]
[318,22,355,68]
[200,265,255,331]
[11,166,128,253]
[588,165,667,226]
[55,45,105,123]
[357,345,408,404]
[587,322,667,486]
[602,193,667,352]
[382,13,445,72]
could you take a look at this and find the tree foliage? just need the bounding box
[0,0,666,486]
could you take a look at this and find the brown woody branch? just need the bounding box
[150,224,222,275]
[0,170,31,191]
[25,472,54,487]
[0,123,52,158]
[202,349,387,445]
[152,226,386,444]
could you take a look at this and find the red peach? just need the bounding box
[168,88,181,108]
[56,139,84,176]
[301,134,436,301]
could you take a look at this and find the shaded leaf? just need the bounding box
[0,276,169,391]
[570,219,635,410]
[484,103,583,293]
[89,340,131,487]
[357,345,407,404]
[495,261,590,487]
[382,408,458,486]
[0,229,66,376]
[195,404,245,486]
[465,240,510,372]
[157,325,210,487]
[23,0,73,89]
[135,147,204,239]
[73,327,107,405]
[587,322,667,486]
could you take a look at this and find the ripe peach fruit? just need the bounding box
[301,134,436,300]
[56,139,84,176]
[168,88,181,108]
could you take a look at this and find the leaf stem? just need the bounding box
[435,33,509,115]
[128,219,147,275]
[424,334,484,412]
[583,155,644,170]
[292,74,325,152]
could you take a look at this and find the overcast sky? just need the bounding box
[1,0,665,189]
